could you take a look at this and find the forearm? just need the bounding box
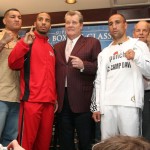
[8,39,30,69]
[0,39,7,52]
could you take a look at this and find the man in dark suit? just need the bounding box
[54,10,101,150]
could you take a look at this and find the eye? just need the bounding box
[66,21,70,25]
[135,29,140,32]
[10,15,15,18]
[115,20,120,24]
[108,22,112,26]
[45,19,50,23]
[18,16,22,20]
[143,29,148,33]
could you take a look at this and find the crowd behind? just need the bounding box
[0,8,150,150]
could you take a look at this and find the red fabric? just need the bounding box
[8,31,57,103]
[18,102,54,150]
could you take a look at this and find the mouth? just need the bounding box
[139,37,144,39]
[112,31,118,35]
[14,23,21,26]
[40,26,47,30]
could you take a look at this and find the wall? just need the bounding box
[0,5,150,28]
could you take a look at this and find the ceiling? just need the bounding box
[0,0,150,17]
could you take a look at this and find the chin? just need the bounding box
[38,30,47,34]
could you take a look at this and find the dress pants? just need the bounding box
[142,90,150,141]
[57,88,92,150]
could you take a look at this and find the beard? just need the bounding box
[37,29,47,35]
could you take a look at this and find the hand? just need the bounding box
[7,140,25,150]
[23,26,35,45]
[92,111,101,122]
[54,101,58,113]
[125,49,135,60]
[69,55,84,69]
[1,31,14,44]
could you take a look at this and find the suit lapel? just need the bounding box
[68,35,85,62]
[59,41,67,63]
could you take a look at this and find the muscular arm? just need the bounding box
[0,40,7,52]
[0,31,14,52]
[8,39,30,69]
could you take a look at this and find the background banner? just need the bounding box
[47,23,135,49]
[19,22,135,49]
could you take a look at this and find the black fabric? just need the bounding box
[22,45,32,101]
[57,88,93,150]
[142,90,150,141]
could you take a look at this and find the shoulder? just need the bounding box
[53,41,65,48]
[129,37,149,50]
[0,30,4,39]
[135,40,148,47]
[83,36,99,42]
[97,47,109,60]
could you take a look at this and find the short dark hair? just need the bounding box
[36,12,51,22]
[92,135,150,150]
[109,13,126,23]
[4,8,20,18]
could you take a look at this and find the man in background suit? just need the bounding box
[54,10,101,150]
[133,20,150,141]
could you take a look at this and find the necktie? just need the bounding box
[65,40,73,62]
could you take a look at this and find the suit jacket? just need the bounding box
[54,35,101,113]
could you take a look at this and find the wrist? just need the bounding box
[80,67,84,72]
[1,39,7,46]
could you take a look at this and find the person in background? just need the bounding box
[7,140,25,150]
[133,20,150,141]
[92,13,150,140]
[8,12,57,150]
[54,10,101,150]
[92,135,150,150]
[133,20,150,48]
[0,8,22,146]
[0,140,25,150]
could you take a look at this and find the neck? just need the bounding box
[113,36,128,45]
[5,28,19,36]
[36,30,47,37]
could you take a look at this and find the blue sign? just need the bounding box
[48,23,135,49]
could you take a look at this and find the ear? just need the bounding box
[125,22,128,30]
[34,22,36,27]
[80,23,83,30]
[3,18,6,25]
[133,32,135,38]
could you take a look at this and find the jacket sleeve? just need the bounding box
[8,38,30,70]
[133,41,150,79]
[92,53,102,112]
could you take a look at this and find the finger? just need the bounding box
[97,115,100,122]
[69,55,78,59]
[30,25,34,32]
[93,115,99,122]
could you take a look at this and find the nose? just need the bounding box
[112,23,117,29]
[139,30,143,35]
[15,17,20,21]
[42,20,46,24]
